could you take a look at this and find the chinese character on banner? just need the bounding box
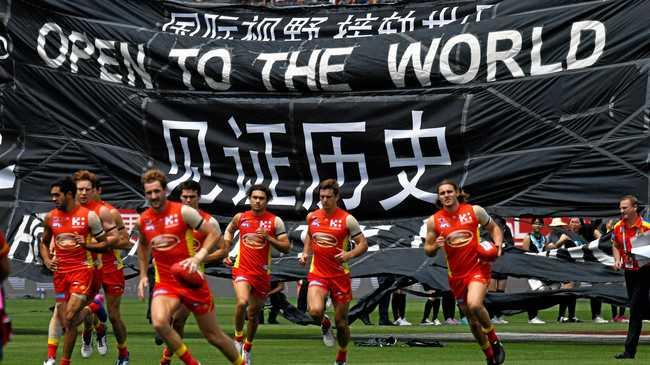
[380,110,451,210]
[203,14,239,39]
[302,123,368,210]
[422,7,458,28]
[378,11,415,35]
[223,117,295,207]
[242,16,282,41]
[162,120,222,203]
[335,13,378,39]
[162,13,202,36]
[283,17,328,41]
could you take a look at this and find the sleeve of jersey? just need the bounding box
[472,205,492,226]
[346,215,363,238]
[88,211,105,236]
[274,217,286,236]
[181,205,204,230]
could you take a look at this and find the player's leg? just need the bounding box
[241,292,265,363]
[307,282,335,347]
[467,280,504,364]
[333,300,351,365]
[106,293,129,362]
[194,308,244,364]
[233,279,252,349]
[161,305,191,365]
[152,294,202,364]
[44,303,62,365]
[60,293,91,364]
[80,313,95,358]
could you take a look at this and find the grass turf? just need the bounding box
[5,297,649,364]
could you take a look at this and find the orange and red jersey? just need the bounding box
[432,203,489,279]
[139,201,203,285]
[613,216,650,271]
[49,206,99,274]
[232,210,282,277]
[84,200,124,273]
[307,208,361,278]
[192,209,215,252]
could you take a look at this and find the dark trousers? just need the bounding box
[624,266,650,355]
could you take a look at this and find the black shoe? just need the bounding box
[360,316,373,326]
[378,320,395,326]
[492,341,506,365]
[154,334,164,345]
[614,352,635,359]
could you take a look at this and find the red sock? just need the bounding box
[96,323,106,337]
[118,344,129,359]
[336,349,347,362]
[243,340,253,352]
[161,347,173,365]
[177,344,199,365]
[60,358,71,365]
[47,343,58,359]
[483,326,499,343]
[163,347,173,358]
[234,331,244,343]
[482,344,494,360]
[322,317,331,329]
[87,302,100,314]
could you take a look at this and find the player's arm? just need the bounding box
[81,210,112,252]
[211,214,239,266]
[109,208,131,249]
[474,206,503,255]
[298,213,313,266]
[335,215,367,263]
[0,231,10,281]
[38,214,57,272]
[259,217,290,254]
[204,217,228,263]
[135,222,150,300]
[424,217,444,257]
[611,226,623,270]
[180,205,221,273]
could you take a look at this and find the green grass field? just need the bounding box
[6,297,649,364]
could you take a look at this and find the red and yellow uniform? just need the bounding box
[432,203,492,302]
[139,201,214,314]
[613,217,650,271]
[84,200,126,297]
[49,206,100,302]
[232,211,284,298]
[307,208,361,304]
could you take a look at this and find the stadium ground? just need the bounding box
[7,298,649,364]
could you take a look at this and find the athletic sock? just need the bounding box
[482,325,499,343]
[117,343,129,359]
[243,340,253,352]
[176,344,199,365]
[47,338,59,359]
[82,328,92,343]
[481,341,494,360]
[60,358,71,365]
[160,347,173,365]
[336,347,348,362]
[234,330,244,343]
[95,323,106,337]
[321,317,332,329]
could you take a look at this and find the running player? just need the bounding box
[221,184,290,364]
[298,179,368,365]
[424,179,505,365]
[74,170,131,363]
[136,169,244,365]
[38,177,114,365]
[159,180,222,365]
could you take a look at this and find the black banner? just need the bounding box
[0,0,648,278]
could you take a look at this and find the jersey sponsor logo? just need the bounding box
[312,232,338,248]
[329,219,342,229]
[72,216,86,227]
[445,229,474,248]
[438,218,450,229]
[52,216,62,228]
[458,212,473,224]
[242,232,266,249]
[165,214,179,227]
[55,233,81,250]
[150,234,181,251]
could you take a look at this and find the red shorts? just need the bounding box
[307,273,352,304]
[101,268,125,297]
[54,269,94,303]
[152,281,214,315]
[449,264,491,303]
[232,273,270,299]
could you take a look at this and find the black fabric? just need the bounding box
[623,267,650,355]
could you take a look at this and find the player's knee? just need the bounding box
[108,311,121,324]
[236,298,248,310]
[334,318,348,330]
[308,307,323,319]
